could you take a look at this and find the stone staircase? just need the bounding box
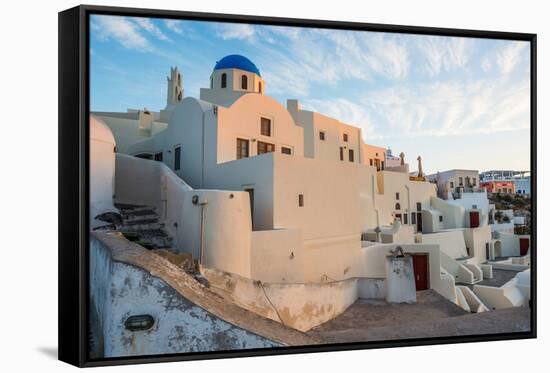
[94,203,173,250]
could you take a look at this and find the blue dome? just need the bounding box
[214,54,261,76]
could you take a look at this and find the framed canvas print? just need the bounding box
[58,4,537,367]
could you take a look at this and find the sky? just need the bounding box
[90,15,532,175]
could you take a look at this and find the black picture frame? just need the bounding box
[58,4,537,368]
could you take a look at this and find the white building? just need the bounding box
[92,55,530,317]
[427,169,481,200]
[480,170,531,196]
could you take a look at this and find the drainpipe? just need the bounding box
[371,175,381,241]
[198,200,208,265]
[405,185,411,226]
[201,111,205,188]
[192,195,209,265]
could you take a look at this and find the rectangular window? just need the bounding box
[260,117,272,136]
[298,194,304,207]
[174,146,181,170]
[417,202,422,212]
[348,149,354,162]
[439,215,443,223]
[404,214,408,224]
[396,192,400,200]
[450,181,454,188]
[281,146,292,155]
[343,133,348,142]
[472,178,476,186]
[411,213,416,224]
[257,141,275,155]
[459,177,463,186]
[370,159,373,166]
[339,147,344,161]
[319,131,326,141]
[154,152,163,162]
[236,138,249,159]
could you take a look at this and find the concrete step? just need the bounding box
[114,203,146,211]
[119,219,163,230]
[122,213,159,223]
[121,229,173,249]
[122,207,157,217]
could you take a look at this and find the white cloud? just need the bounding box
[496,41,528,75]
[133,18,170,41]
[164,19,183,34]
[416,36,472,76]
[254,29,411,98]
[91,15,151,50]
[216,23,256,41]
[481,57,492,72]
[360,78,529,138]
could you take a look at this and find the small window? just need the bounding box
[281,146,292,155]
[221,73,227,88]
[395,203,401,210]
[135,153,153,160]
[257,141,275,155]
[298,194,304,207]
[343,133,348,142]
[154,152,163,162]
[319,131,326,141]
[439,215,443,223]
[174,146,181,170]
[241,75,248,89]
[404,214,408,224]
[349,149,354,162]
[370,159,373,166]
[412,213,417,224]
[396,192,400,200]
[459,177,463,186]
[260,117,272,136]
[472,178,477,186]
[417,202,422,212]
[339,147,344,161]
[236,138,249,159]
[472,204,478,209]
[258,81,262,94]
[450,181,454,188]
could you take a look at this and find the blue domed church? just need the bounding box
[200,54,266,107]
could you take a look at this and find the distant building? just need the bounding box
[426,169,480,200]
[479,170,529,194]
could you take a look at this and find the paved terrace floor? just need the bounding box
[308,290,530,343]
[468,268,520,289]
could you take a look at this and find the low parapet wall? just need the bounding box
[202,266,359,332]
[90,231,319,357]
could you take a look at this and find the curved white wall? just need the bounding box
[90,115,117,227]
[179,190,253,278]
[114,154,252,278]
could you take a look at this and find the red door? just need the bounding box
[412,255,429,291]
[519,238,530,256]
[469,211,480,228]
